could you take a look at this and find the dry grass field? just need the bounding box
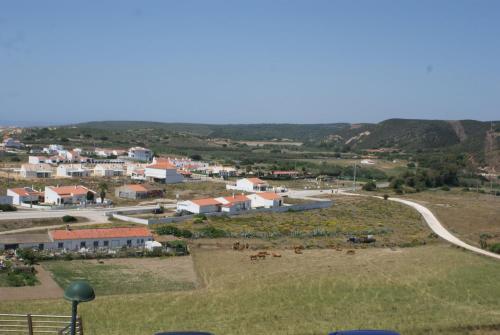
[400,189,500,247]
[42,257,198,296]
[3,245,500,334]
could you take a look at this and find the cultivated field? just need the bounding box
[3,245,500,334]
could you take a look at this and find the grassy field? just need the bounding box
[160,195,431,248]
[2,245,500,334]
[399,189,500,247]
[42,257,197,296]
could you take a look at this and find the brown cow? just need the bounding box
[250,255,258,260]
[272,253,282,258]
[294,248,303,254]
[346,250,356,255]
[258,254,266,260]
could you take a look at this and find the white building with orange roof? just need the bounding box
[145,161,183,184]
[215,194,251,213]
[176,197,222,214]
[229,177,269,192]
[246,192,283,209]
[7,187,45,205]
[44,185,95,205]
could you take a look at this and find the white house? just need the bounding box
[176,198,222,214]
[215,194,251,213]
[28,156,48,164]
[145,162,183,184]
[42,144,64,155]
[7,187,44,205]
[65,150,80,162]
[44,185,95,205]
[56,164,91,178]
[48,227,153,251]
[128,147,153,161]
[228,178,269,192]
[246,192,283,209]
[93,164,124,177]
[20,163,53,178]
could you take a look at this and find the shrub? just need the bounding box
[488,243,500,254]
[62,215,77,223]
[362,181,377,191]
[199,226,227,238]
[16,249,38,265]
[156,225,193,238]
[0,204,17,212]
[441,186,450,191]
[383,194,389,200]
[194,214,207,220]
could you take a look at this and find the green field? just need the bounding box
[2,245,500,334]
[42,257,197,296]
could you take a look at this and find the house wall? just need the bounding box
[53,236,152,250]
[0,196,13,205]
[145,168,183,184]
[6,190,39,205]
[246,194,281,208]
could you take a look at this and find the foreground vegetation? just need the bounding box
[2,245,500,334]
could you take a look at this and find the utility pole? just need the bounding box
[353,162,357,191]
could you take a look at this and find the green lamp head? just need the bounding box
[64,280,95,303]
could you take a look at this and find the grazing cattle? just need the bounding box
[346,250,356,255]
[258,254,266,260]
[245,243,249,249]
[233,241,240,250]
[272,253,282,258]
[250,255,258,260]
[294,248,303,254]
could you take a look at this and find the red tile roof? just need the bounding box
[222,194,249,203]
[246,177,267,185]
[8,187,42,197]
[147,162,176,169]
[48,185,93,196]
[51,227,152,240]
[191,198,221,206]
[257,192,282,200]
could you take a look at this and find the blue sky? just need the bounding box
[0,0,499,124]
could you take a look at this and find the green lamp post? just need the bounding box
[64,280,95,335]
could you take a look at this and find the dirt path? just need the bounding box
[0,265,63,301]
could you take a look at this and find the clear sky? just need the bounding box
[0,0,499,125]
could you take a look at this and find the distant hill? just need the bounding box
[29,119,500,169]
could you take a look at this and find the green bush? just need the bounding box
[362,181,377,191]
[441,186,450,191]
[199,226,227,238]
[488,243,500,254]
[62,215,77,223]
[17,248,38,265]
[383,194,389,200]
[194,214,207,220]
[155,225,193,238]
[0,204,17,211]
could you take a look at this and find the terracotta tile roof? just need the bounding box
[191,198,221,206]
[51,227,152,240]
[123,184,149,192]
[47,185,93,196]
[147,162,176,169]
[222,194,249,203]
[257,192,282,200]
[8,187,42,197]
[246,177,267,185]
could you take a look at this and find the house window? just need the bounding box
[58,242,64,248]
[80,241,86,248]
[103,240,109,247]
[38,243,44,250]
[93,241,99,248]
[127,240,132,247]
[137,239,140,244]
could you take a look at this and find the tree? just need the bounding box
[86,191,94,202]
[98,182,108,203]
[362,181,377,191]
